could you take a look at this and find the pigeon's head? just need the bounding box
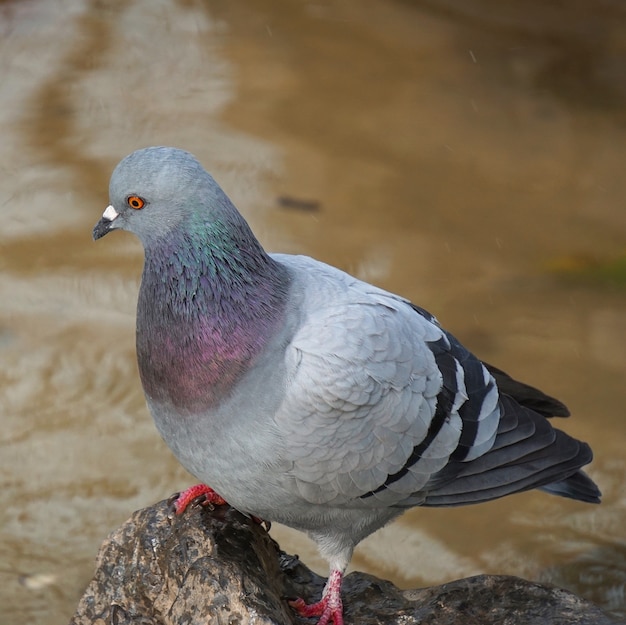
[93,146,225,247]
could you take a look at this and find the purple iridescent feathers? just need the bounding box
[136,193,289,411]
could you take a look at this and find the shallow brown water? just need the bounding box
[0,1,625,623]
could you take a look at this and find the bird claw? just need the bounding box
[169,483,227,515]
[290,568,344,625]
[166,491,181,507]
[251,516,271,532]
[289,596,343,625]
[168,485,273,533]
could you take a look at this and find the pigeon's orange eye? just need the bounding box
[127,195,145,210]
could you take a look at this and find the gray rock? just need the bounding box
[70,500,617,625]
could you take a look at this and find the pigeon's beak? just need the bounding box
[92,205,119,241]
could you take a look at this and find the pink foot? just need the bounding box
[171,483,227,515]
[290,569,344,625]
[170,484,270,530]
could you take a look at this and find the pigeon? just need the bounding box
[93,147,600,625]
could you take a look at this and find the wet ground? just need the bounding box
[0,1,625,623]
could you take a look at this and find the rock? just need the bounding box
[70,500,617,625]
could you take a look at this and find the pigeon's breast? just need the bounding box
[137,307,302,516]
[136,314,266,414]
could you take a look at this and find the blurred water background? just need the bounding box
[0,1,625,623]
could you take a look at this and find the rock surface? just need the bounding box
[70,500,617,625]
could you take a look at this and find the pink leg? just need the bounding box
[290,569,344,625]
[172,483,227,515]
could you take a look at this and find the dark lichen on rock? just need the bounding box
[70,501,618,625]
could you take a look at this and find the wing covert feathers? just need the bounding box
[276,259,600,508]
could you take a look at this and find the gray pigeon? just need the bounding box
[93,147,600,625]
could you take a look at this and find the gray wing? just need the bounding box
[275,264,500,507]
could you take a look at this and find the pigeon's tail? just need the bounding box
[538,469,600,503]
[421,394,601,507]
